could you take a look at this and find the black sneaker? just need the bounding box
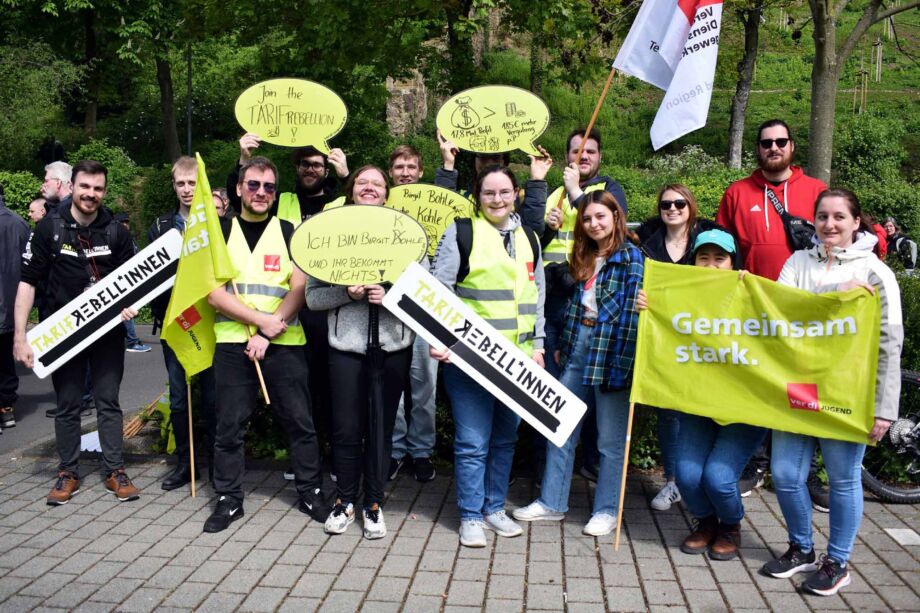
[413,457,436,482]
[388,457,405,481]
[45,407,58,418]
[0,406,16,428]
[801,555,851,596]
[203,496,244,533]
[738,465,766,497]
[807,474,830,513]
[283,468,295,481]
[761,542,819,578]
[298,487,329,523]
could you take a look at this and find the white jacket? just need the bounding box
[778,232,903,421]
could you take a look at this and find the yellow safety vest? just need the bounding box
[457,217,538,352]
[277,192,301,226]
[322,196,346,211]
[214,217,305,345]
[542,182,607,265]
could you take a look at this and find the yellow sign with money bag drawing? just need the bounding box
[386,184,474,257]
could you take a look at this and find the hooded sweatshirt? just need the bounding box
[777,232,903,421]
[716,166,826,281]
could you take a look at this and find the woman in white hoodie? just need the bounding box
[761,189,903,596]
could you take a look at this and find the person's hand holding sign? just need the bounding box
[239,133,262,164]
[327,148,349,178]
[546,207,563,231]
[528,145,553,181]
[258,313,287,339]
[365,285,386,305]
[532,349,545,369]
[246,334,269,362]
[347,285,366,301]
[837,279,876,295]
[13,335,33,369]
[562,162,583,202]
[437,130,459,172]
[869,418,892,443]
[119,308,138,322]
[429,345,451,363]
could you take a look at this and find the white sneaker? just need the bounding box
[650,481,682,511]
[512,500,564,522]
[362,507,386,540]
[459,519,487,547]
[484,510,523,537]
[583,512,617,537]
[324,502,354,534]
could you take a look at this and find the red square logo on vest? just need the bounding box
[787,383,819,412]
[526,261,535,281]
[264,255,281,272]
[176,305,202,331]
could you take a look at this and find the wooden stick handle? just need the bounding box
[187,382,197,498]
[230,279,271,405]
[555,64,618,210]
[614,401,636,551]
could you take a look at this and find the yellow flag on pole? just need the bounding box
[161,153,237,376]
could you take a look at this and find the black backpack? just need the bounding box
[454,217,540,282]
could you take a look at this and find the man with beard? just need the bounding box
[13,160,141,505]
[717,119,828,507]
[40,161,73,216]
[204,156,325,533]
[717,119,826,281]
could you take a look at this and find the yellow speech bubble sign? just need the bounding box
[436,85,550,156]
[290,205,428,285]
[386,184,475,257]
[234,78,347,153]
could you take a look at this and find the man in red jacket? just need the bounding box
[716,119,827,282]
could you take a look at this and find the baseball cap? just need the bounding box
[692,229,736,254]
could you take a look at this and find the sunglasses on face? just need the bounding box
[759,138,790,149]
[659,199,688,211]
[244,180,277,194]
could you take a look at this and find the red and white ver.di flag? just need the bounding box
[613,0,723,150]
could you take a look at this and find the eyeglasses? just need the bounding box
[758,138,790,149]
[480,189,516,201]
[244,180,276,194]
[659,199,688,211]
[298,160,326,171]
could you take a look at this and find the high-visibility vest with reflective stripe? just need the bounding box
[542,182,607,265]
[214,217,305,345]
[277,192,301,226]
[322,196,346,211]
[456,217,538,352]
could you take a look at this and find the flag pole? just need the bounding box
[187,381,197,498]
[230,279,271,405]
[555,64,618,210]
[614,401,636,551]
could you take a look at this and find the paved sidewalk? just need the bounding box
[0,452,918,612]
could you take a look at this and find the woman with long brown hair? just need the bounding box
[513,190,643,536]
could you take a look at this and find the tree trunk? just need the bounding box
[807,0,838,183]
[727,6,762,169]
[529,35,544,95]
[83,10,99,137]
[155,52,182,162]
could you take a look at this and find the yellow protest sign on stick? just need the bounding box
[436,85,550,155]
[386,184,474,257]
[234,78,347,152]
[290,205,428,285]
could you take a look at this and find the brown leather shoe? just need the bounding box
[47,471,80,505]
[709,522,741,560]
[680,514,718,554]
[105,469,140,502]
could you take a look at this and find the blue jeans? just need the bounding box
[675,414,766,524]
[392,336,438,459]
[771,431,866,563]
[123,319,140,345]
[539,325,630,516]
[444,364,520,520]
[163,341,216,461]
[657,408,680,480]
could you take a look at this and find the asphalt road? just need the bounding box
[0,324,167,457]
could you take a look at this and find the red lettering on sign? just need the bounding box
[787,383,820,412]
[264,255,281,272]
[176,305,202,331]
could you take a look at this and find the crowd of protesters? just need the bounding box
[0,117,905,598]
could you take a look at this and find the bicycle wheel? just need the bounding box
[861,370,920,504]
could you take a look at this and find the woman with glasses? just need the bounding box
[513,190,642,537]
[306,165,415,540]
[430,165,547,547]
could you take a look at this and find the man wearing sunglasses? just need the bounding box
[716,119,826,282]
[204,156,326,533]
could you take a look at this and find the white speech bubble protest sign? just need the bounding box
[27,229,183,379]
[382,262,586,448]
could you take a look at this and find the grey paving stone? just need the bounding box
[308,552,348,575]
[146,564,195,589]
[238,586,287,612]
[409,570,450,596]
[277,544,319,566]
[318,590,364,612]
[378,553,418,577]
[528,560,563,585]
[452,557,490,581]
[878,584,920,610]
[116,555,168,580]
[259,563,304,589]
[161,582,212,609]
[332,566,376,592]
[565,577,605,603]
[720,582,767,610]
[0,595,44,612]
[526,583,564,609]
[643,579,685,606]
[290,572,336,598]
[277,597,321,613]
[486,573,524,600]
[215,568,263,594]
[117,587,169,613]
[237,547,282,570]
[87,577,144,603]
[366,576,410,602]
[683,588,728,613]
[402,595,445,612]
[17,571,77,598]
[602,585,648,612]
[602,562,640,587]
[196,591,245,612]
[418,550,455,572]
[6,555,60,579]
[187,560,235,584]
[446,579,486,607]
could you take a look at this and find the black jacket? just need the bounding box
[21,204,134,314]
[637,217,743,269]
[0,198,30,333]
[146,210,181,324]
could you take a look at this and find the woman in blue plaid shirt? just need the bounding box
[513,190,643,537]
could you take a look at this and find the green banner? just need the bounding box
[631,260,881,444]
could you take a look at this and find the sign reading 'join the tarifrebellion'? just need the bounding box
[435,85,550,156]
[234,78,347,152]
[289,205,428,285]
[28,229,183,379]
[383,262,587,448]
[386,184,474,257]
